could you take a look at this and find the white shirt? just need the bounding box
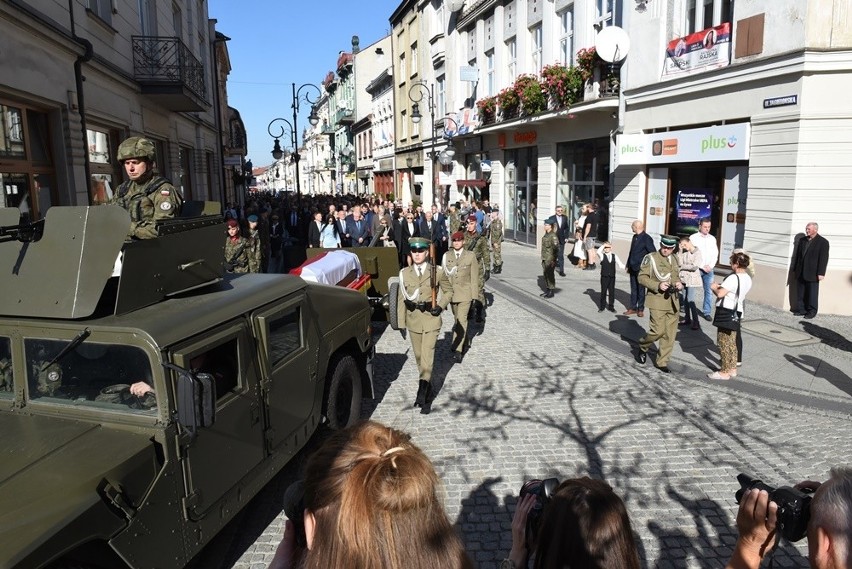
[689,231,718,269]
[718,273,752,312]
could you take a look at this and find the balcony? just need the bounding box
[132,36,209,111]
[334,107,354,125]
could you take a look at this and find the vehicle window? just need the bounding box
[187,338,239,401]
[267,307,302,366]
[0,336,12,397]
[24,338,155,413]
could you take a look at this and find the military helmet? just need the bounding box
[117,136,157,162]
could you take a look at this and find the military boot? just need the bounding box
[420,382,434,415]
[414,380,429,408]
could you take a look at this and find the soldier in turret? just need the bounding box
[109,136,183,239]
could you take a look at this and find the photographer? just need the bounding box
[270,420,472,569]
[503,477,641,569]
[726,467,852,569]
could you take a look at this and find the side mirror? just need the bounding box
[166,363,216,442]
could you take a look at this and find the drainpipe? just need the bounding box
[69,0,94,205]
[212,27,229,211]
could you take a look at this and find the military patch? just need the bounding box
[160,202,172,211]
[160,190,171,196]
[642,255,651,266]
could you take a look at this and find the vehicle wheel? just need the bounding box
[387,279,400,330]
[324,354,363,430]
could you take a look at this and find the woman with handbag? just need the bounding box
[707,251,753,380]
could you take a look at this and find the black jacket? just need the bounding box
[792,233,830,281]
[627,232,656,272]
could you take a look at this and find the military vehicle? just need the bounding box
[0,205,374,569]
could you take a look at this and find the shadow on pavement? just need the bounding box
[800,320,852,353]
[785,353,852,398]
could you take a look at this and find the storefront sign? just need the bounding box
[763,95,798,109]
[513,131,537,145]
[463,136,483,152]
[616,123,750,166]
[377,158,394,171]
[663,22,731,78]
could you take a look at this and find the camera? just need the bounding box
[519,478,559,548]
[735,473,813,542]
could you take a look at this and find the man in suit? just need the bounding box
[553,204,571,276]
[335,210,351,247]
[345,209,371,247]
[442,231,480,363]
[625,220,656,317]
[792,222,830,318]
[396,237,452,414]
[419,210,446,255]
[399,211,420,266]
[636,234,683,373]
[307,210,323,248]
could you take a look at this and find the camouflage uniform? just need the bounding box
[463,229,489,306]
[448,209,463,235]
[489,217,504,272]
[109,137,182,239]
[541,230,559,293]
[246,229,263,273]
[224,235,251,274]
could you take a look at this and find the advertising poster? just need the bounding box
[675,189,713,236]
[646,168,669,241]
[663,22,731,78]
[720,167,749,262]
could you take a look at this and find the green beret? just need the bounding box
[409,237,430,250]
[544,216,557,226]
[660,234,678,248]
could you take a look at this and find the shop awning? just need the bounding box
[456,179,487,188]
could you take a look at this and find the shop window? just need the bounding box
[0,336,13,398]
[668,165,724,237]
[178,145,194,200]
[1,105,26,158]
[556,140,610,241]
[87,127,121,205]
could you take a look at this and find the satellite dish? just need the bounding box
[595,26,630,63]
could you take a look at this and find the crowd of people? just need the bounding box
[268,420,851,569]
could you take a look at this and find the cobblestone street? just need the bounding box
[199,243,852,569]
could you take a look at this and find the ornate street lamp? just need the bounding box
[267,82,321,223]
[408,80,459,209]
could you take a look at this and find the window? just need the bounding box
[437,75,446,117]
[411,42,418,78]
[139,0,157,35]
[25,337,155,413]
[595,0,622,29]
[88,0,112,25]
[0,336,13,398]
[559,7,574,66]
[486,50,495,95]
[399,54,407,85]
[268,308,302,366]
[182,339,240,402]
[178,145,193,200]
[506,37,517,79]
[433,2,445,37]
[530,24,543,73]
[401,109,408,140]
[685,0,733,33]
[87,127,121,205]
[173,3,183,39]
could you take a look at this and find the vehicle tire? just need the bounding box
[324,354,362,430]
[387,279,400,330]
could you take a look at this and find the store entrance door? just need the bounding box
[505,147,538,245]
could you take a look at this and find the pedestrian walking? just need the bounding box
[442,231,480,363]
[395,237,452,414]
[791,222,830,319]
[463,215,489,322]
[707,250,753,380]
[676,236,703,330]
[540,216,559,298]
[624,220,656,317]
[582,203,598,270]
[488,209,504,274]
[245,214,263,273]
[554,204,571,276]
[597,241,625,312]
[635,235,683,373]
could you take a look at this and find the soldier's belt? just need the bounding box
[404,300,430,312]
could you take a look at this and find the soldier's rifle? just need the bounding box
[0,219,44,244]
[430,242,438,309]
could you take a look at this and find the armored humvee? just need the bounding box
[0,205,374,569]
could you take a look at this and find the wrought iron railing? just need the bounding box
[132,36,207,101]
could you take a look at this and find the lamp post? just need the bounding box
[408,80,459,209]
[267,82,321,223]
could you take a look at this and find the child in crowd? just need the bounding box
[597,241,625,312]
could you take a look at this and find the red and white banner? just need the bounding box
[663,22,731,78]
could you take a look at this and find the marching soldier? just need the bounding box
[396,237,453,414]
[224,219,252,274]
[109,136,183,239]
[540,216,559,298]
[635,234,683,373]
[488,209,504,274]
[245,214,263,273]
[442,231,480,363]
[463,214,489,322]
[448,202,463,235]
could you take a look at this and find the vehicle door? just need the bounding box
[251,292,320,453]
[170,321,265,519]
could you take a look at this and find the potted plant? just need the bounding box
[575,46,600,83]
[496,87,520,119]
[476,96,497,123]
[514,74,547,116]
[541,63,585,109]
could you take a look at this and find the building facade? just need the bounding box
[1,1,229,218]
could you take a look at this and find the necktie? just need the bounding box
[356,220,361,232]
[456,252,461,259]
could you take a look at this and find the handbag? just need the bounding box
[712,275,741,331]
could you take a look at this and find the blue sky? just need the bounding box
[209,0,401,167]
